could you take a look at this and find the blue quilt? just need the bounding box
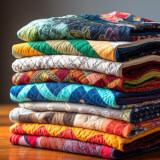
[17,11,160,42]
[10,82,160,109]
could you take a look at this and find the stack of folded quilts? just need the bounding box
[9,11,160,159]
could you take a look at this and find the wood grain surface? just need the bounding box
[0,104,160,160]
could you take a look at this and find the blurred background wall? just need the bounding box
[1,0,160,103]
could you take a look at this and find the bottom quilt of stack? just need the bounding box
[10,123,160,159]
[10,134,160,159]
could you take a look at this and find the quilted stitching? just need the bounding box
[18,102,160,123]
[10,133,160,159]
[9,107,135,138]
[10,134,117,159]
[10,82,160,108]
[12,69,160,93]
[12,55,122,76]
[12,54,160,78]
[10,123,160,151]
[17,11,160,42]
[10,107,160,138]
[10,82,117,108]
[12,39,160,63]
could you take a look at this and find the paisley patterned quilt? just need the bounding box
[12,55,160,78]
[17,11,160,42]
[12,69,160,93]
[12,38,160,62]
[10,82,160,108]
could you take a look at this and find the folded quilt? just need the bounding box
[19,102,160,123]
[10,123,160,151]
[9,107,160,138]
[10,82,160,108]
[10,134,160,159]
[12,38,160,62]
[12,55,160,78]
[12,69,160,93]
[17,11,160,42]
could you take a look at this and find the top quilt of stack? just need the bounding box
[17,11,160,42]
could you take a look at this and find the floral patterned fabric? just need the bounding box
[10,134,160,159]
[17,11,160,42]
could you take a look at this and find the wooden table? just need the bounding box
[0,104,160,160]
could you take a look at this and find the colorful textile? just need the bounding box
[9,107,160,138]
[10,123,160,151]
[12,38,160,62]
[10,134,160,159]
[9,107,133,138]
[12,69,160,93]
[12,55,160,78]
[10,82,160,108]
[17,11,160,42]
[19,102,160,123]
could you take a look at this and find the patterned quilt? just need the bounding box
[10,123,160,151]
[10,134,160,159]
[17,11,160,42]
[19,102,160,123]
[12,38,160,62]
[12,69,160,93]
[9,107,160,138]
[10,82,160,108]
[12,55,160,78]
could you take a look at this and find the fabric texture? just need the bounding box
[10,123,160,151]
[19,102,160,123]
[9,107,133,138]
[10,134,160,159]
[10,82,160,108]
[10,107,160,138]
[12,38,160,62]
[17,11,160,42]
[12,69,160,93]
[11,10,160,159]
[12,55,160,78]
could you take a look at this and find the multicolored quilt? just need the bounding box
[12,38,160,62]
[10,134,160,159]
[19,102,160,123]
[12,55,160,78]
[12,69,160,93]
[17,11,160,42]
[12,10,160,159]
[10,82,160,108]
[9,107,160,138]
[10,123,160,151]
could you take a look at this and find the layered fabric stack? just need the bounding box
[9,11,160,159]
